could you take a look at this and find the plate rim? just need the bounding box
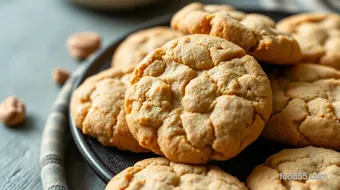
[68,9,297,184]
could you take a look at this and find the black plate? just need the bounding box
[69,10,296,184]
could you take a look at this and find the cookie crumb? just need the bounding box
[0,96,26,126]
[53,68,70,85]
[66,32,101,59]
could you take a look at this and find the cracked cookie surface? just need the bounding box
[71,66,148,152]
[247,146,340,190]
[263,63,340,150]
[125,34,272,164]
[106,157,248,190]
[277,13,340,69]
[112,27,184,68]
[171,2,301,65]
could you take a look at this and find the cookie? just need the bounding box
[247,146,340,190]
[171,3,301,65]
[106,157,248,190]
[70,66,148,152]
[263,63,340,150]
[125,34,272,164]
[277,13,340,69]
[112,27,184,68]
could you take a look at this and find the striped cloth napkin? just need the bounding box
[40,60,90,190]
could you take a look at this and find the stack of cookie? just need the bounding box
[71,3,340,190]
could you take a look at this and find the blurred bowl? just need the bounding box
[72,0,161,10]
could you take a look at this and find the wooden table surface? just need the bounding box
[0,0,260,189]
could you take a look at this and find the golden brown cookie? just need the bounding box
[70,66,148,152]
[106,157,248,190]
[247,146,340,190]
[171,2,301,65]
[277,13,340,69]
[112,27,184,68]
[125,34,272,164]
[263,63,340,150]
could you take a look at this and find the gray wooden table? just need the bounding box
[0,0,310,189]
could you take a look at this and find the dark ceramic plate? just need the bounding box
[69,10,296,184]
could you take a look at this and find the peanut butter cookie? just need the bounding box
[106,157,248,190]
[263,63,340,150]
[277,13,340,69]
[171,3,301,65]
[112,27,183,68]
[125,34,272,164]
[247,146,340,190]
[71,66,148,152]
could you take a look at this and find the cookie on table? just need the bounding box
[70,66,148,152]
[171,2,301,65]
[263,63,340,150]
[106,157,248,190]
[112,27,184,68]
[277,13,340,69]
[247,146,340,190]
[125,34,272,164]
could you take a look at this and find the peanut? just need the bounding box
[0,96,26,126]
[67,32,101,59]
[53,68,70,85]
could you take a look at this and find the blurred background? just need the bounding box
[0,0,339,190]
